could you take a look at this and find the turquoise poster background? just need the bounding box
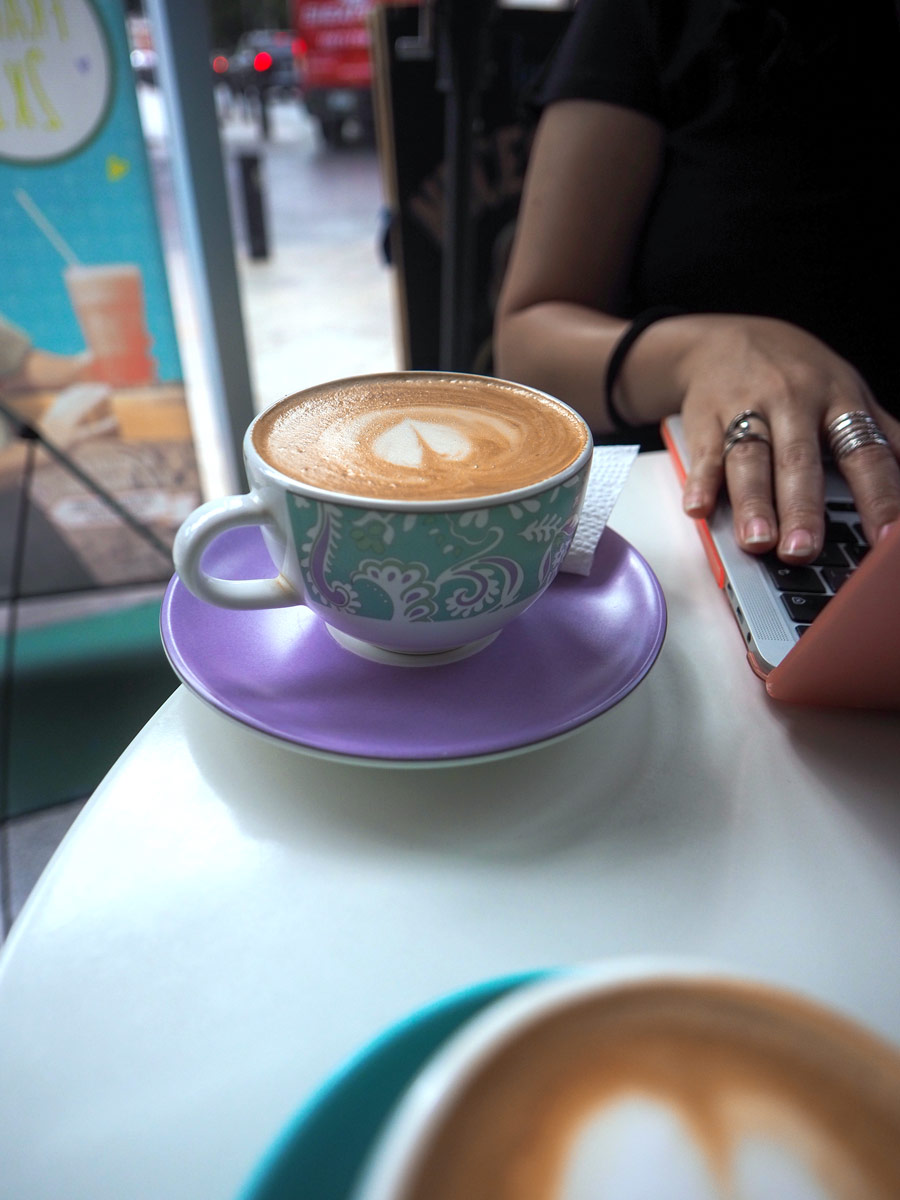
[1,0,180,381]
[0,0,202,599]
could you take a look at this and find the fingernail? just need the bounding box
[878,523,896,544]
[782,529,815,558]
[744,518,773,545]
[683,488,705,514]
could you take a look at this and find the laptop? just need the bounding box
[661,413,900,710]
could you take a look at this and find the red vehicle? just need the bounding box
[291,0,419,146]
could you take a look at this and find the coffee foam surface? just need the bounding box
[392,980,900,1200]
[252,376,588,501]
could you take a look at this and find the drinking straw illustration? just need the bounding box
[14,188,80,266]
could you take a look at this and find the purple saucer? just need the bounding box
[160,527,666,764]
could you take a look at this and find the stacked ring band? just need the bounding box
[723,410,772,459]
[826,411,889,462]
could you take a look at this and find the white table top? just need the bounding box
[2,451,899,1200]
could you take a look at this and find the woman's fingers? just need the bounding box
[723,434,780,553]
[681,414,725,520]
[683,406,782,555]
[769,424,825,561]
[685,402,900,561]
[825,404,900,548]
[676,317,900,560]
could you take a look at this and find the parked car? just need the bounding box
[291,0,424,146]
[221,30,301,99]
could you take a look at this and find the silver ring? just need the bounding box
[723,410,772,459]
[825,411,889,462]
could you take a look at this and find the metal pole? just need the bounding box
[145,0,256,491]
[239,153,270,260]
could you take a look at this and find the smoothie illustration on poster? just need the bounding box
[0,0,201,597]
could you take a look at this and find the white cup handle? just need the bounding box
[173,493,304,609]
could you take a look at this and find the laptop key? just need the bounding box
[822,566,854,593]
[781,592,831,622]
[845,541,870,565]
[813,543,848,568]
[764,560,825,593]
[824,519,854,545]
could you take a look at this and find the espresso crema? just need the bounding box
[393,980,900,1200]
[252,375,589,501]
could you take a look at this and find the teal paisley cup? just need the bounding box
[173,373,593,666]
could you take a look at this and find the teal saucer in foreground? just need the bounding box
[236,970,552,1200]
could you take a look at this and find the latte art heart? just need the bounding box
[372,419,473,468]
[252,375,589,501]
[343,406,527,476]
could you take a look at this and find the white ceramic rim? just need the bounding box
[350,956,869,1200]
[243,371,594,512]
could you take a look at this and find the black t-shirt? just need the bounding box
[539,0,900,416]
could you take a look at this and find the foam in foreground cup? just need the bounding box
[557,1095,840,1200]
[359,976,900,1200]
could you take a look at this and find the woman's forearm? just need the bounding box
[494,302,624,430]
[493,99,666,430]
[494,302,697,433]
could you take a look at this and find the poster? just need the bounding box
[0,0,201,598]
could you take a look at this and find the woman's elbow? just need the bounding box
[492,307,514,379]
[493,303,536,384]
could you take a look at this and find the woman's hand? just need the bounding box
[672,316,900,560]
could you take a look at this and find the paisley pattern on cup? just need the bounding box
[287,472,587,625]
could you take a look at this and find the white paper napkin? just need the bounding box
[560,444,640,576]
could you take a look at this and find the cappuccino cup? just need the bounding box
[173,372,592,665]
[354,962,900,1200]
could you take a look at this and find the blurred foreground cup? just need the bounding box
[353,960,900,1200]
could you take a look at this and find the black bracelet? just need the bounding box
[604,307,684,430]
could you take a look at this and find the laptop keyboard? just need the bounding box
[763,501,870,635]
